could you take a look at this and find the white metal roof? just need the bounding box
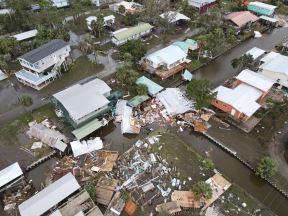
[260,52,288,75]
[12,29,38,41]
[116,1,142,10]
[236,69,274,92]
[0,9,12,15]
[70,137,103,157]
[249,1,277,10]
[188,0,216,8]
[53,78,111,121]
[159,11,190,23]
[214,83,262,117]
[259,15,278,23]
[19,173,80,216]
[49,210,62,216]
[260,51,280,63]
[86,15,115,25]
[0,162,23,188]
[245,47,266,60]
[146,45,187,66]
[157,88,194,116]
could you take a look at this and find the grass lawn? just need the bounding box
[0,104,59,164]
[148,129,214,188]
[251,100,288,145]
[143,129,273,215]
[41,56,104,94]
[217,184,276,216]
[0,104,56,146]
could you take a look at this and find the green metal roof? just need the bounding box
[136,76,164,96]
[247,4,275,16]
[72,118,103,140]
[128,95,150,107]
[113,23,153,41]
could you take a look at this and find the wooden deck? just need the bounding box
[140,62,187,80]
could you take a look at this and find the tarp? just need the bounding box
[72,118,104,140]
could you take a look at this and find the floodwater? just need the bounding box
[194,27,288,87]
[93,27,288,216]
[3,27,288,215]
[95,122,288,216]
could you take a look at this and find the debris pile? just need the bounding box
[3,180,35,216]
[113,135,187,214]
[135,98,176,126]
[115,100,141,134]
[27,119,68,152]
[51,150,119,181]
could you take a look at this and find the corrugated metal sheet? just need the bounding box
[113,23,153,41]
[72,118,104,140]
[19,173,80,216]
[0,162,23,188]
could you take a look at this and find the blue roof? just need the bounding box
[182,69,193,81]
[136,76,164,96]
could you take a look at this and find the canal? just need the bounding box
[93,122,288,216]
[194,27,288,87]
[95,27,288,216]
[7,27,288,215]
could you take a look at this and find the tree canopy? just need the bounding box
[119,40,147,62]
[186,79,216,110]
[90,14,104,37]
[115,63,139,86]
[256,157,278,178]
[192,181,212,199]
[231,54,254,70]
[136,84,148,95]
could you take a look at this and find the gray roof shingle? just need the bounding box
[19,39,69,64]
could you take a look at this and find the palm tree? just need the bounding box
[197,35,209,60]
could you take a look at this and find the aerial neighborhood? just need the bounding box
[1,0,288,216]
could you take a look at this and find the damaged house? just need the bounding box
[52,78,112,140]
[18,173,81,216]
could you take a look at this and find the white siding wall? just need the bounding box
[19,45,71,74]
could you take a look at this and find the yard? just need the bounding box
[0,104,65,168]
[217,185,276,216]
[132,129,275,216]
[41,56,104,94]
